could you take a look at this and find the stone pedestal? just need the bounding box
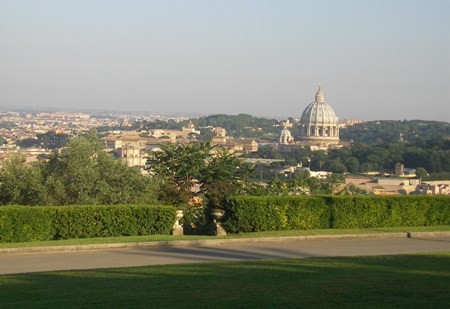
[172,210,184,236]
[214,222,227,236]
[172,226,184,236]
[211,209,227,236]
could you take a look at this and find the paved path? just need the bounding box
[0,235,449,275]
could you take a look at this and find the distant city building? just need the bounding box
[395,162,404,176]
[395,162,416,177]
[339,118,365,127]
[121,144,147,167]
[148,122,200,140]
[416,183,450,195]
[210,136,258,154]
[214,127,227,137]
[345,175,422,195]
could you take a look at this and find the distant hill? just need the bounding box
[181,114,282,140]
[340,120,450,145]
[139,116,450,145]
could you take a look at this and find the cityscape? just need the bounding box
[0,1,449,308]
[1,85,448,196]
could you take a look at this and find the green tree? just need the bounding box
[0,156,48,205]
[150,141,248,207]
[16,138,39,148]
[416,167,428,179]
[36,131,69,149]
[346,157,360,174]
[310,150,327,170]
[0,132,158,206]
[46,132,157,205]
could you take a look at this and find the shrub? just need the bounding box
[224,195,450,233]
[224,196,330,233]
[224,196,275,233]
[0,205,176,243]
[0,206,55,242]
[331,196,450,228]
[53,205,175,239]
[286,197,330,230]
[330,196,392,228]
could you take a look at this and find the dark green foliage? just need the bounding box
[54,205,175,239]
[0,207,55,242]
[0,205,175,243]
[286,197,330,230]
[177,204,210,235]
[331,196,450,228]
[243,120,450,175]
[0,156,48,205]
[424,172,450,181]
[0,133,158,206]
[339,121,450,174]
[15,131,69,149]
[224,196,330,233]
[228,196,287,232]
[187,114,280,139]
[150,141,251,234]
[331,196,392,228]
[224,195,450,233]
[341,120,450,145]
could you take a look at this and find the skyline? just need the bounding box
[1,0,449,122]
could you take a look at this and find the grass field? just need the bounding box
[0,253,449,308]
[1,225,449,249]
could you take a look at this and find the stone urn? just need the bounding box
[211,208,226,236]
[211,208,224,222]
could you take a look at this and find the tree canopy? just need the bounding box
[0,132,157,206]
[149,141,250,207]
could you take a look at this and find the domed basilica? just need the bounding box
[280,86,340,150]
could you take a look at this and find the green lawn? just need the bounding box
[1,225,449,249]
[0,253,449,308]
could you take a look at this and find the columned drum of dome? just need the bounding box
[299,86,340,146]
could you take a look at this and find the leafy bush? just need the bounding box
[330,196,393,228]
[224,196,276,233]
[0,206,55,242]
[224,195,450,233]
[224,196,330,233]
[286,197,330,230]
[331,196,450,228]
[0,205,176,243]
[53,205,176,239]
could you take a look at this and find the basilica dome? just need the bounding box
[300,86,338,125]
[299,86,340,145]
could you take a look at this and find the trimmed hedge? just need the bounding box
[223,196,330,233]
[0,206,55,242]
[224,195,450,233]
[0,205,176,243]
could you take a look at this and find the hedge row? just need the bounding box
[223,195,450,233]
[0,205,176,243]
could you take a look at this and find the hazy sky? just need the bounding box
[1,0,449,121]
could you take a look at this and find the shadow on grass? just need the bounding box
[0,253,449,309]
